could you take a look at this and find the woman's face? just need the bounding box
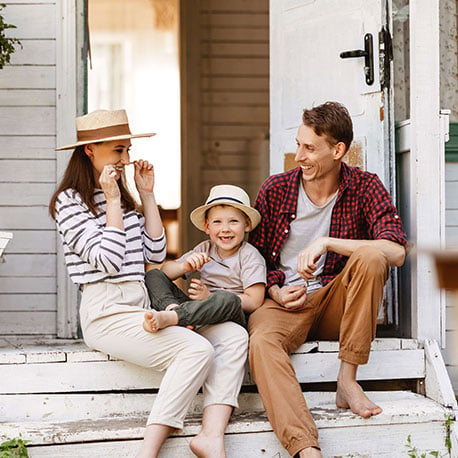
[85,139,131,184]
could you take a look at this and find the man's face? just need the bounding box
[294,124,342,184]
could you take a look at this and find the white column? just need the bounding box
[55,0,79,338]
[409,0,444,343]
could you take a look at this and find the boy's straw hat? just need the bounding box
[190,184,261,231]
[56,109,156,151]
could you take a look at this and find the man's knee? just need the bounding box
[351,246,389,277]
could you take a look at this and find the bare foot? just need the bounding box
[142,310,178,333]
[336,380,383,418]
[189,432,226,458]
[298,446,322,457]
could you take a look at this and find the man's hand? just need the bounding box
[269,284,307,310]
[188,279,211,300]
[184,252,211,273]
[297,236,328,281]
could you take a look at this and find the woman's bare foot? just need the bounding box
[143,310,178,333]
[189,432,226,458]
[336,380,382,418]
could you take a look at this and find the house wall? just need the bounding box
[185,0,269,249]
[0,1,58,335]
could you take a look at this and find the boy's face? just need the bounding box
[204,205,251,258]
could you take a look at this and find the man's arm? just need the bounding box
[297,236,406,282]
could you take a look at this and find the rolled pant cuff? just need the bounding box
[287,437,320,457]
[339,348,369,366]
[146,415,183,431]
[203,397,239,410]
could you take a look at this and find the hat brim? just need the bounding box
[56,132,156,151]
[190,201,261,232]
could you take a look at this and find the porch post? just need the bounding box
[55,0,79,338]
[409,0,445,343]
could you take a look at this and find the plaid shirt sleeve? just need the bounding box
[249,173,294,289]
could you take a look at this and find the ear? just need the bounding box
[245,219,252,233]
[333,142,346,160]
[84,143,95,160]
[204,221,210,235]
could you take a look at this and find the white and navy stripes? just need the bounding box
[55,188,166,285]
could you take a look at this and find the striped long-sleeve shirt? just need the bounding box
[55,188,167,285]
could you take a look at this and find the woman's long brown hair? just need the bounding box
[49,145,137,219]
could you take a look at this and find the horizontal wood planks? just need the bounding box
[0,2,58,335]
[197,1,269,204]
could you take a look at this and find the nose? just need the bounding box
[295,144,306,162]
[120,150,131,164]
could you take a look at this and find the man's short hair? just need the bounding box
[302,101,354,153]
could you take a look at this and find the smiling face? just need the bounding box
[204,205,251,258]
[294,124,347,187]
[84,139,131,185]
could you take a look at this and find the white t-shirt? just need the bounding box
[279,185,338,292]
[177,240,266,294]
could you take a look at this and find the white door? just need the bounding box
[270,0,393,189]
[270,0,396,325]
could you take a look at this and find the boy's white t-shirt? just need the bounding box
[177,240,266,294]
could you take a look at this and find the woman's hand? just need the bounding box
[134,160,155,196]
[99,165,121,201]
[188,279,211,301]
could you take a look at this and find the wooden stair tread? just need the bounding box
[1,391,449,446]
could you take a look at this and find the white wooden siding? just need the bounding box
[445,162,458,392]
[199,0,269,204]
[0,1,57,336]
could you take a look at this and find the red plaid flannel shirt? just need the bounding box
[249,163,408,289]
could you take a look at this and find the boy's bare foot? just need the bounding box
[189,432,226,458]
[336,380,382,418]
[142,310,179,333]
[298,446,322,457]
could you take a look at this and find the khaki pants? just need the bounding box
[248,246,389,456]
[80,281,248,429]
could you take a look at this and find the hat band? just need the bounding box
[206,196,245,206]
[77,123,132,142]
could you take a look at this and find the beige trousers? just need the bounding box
[80,281,248,429]
[248,246,390,456]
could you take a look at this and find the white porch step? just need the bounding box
[1,338,455,457]
[2,392,450,458]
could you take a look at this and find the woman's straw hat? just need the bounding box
[190,184,261,232]
[56,109,156,151]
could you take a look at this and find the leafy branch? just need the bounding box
[0,3,22,69]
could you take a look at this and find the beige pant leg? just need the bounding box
[80,282,215,429]
[197,321,249,409]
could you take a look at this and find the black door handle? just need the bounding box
[339,33,374,85]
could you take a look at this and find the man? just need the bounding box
[248,101,407,457]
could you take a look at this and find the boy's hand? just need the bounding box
[184,252,210,273]
[188,279,210,300]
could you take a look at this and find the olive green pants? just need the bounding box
[145,269,246,328]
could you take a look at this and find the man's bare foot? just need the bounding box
[189,432,226,458]
[336,380,383,418]
[298,446,322,457]
[142,310,178,333]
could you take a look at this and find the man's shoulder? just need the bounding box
[342,163,380,188]
[261,167,300,191]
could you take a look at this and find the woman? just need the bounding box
[49,109,248,458]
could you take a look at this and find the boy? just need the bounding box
[143,184,266,332]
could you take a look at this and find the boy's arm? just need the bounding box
[238,283,265,313]
[161,252,211,281]
[160,259,188,281]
